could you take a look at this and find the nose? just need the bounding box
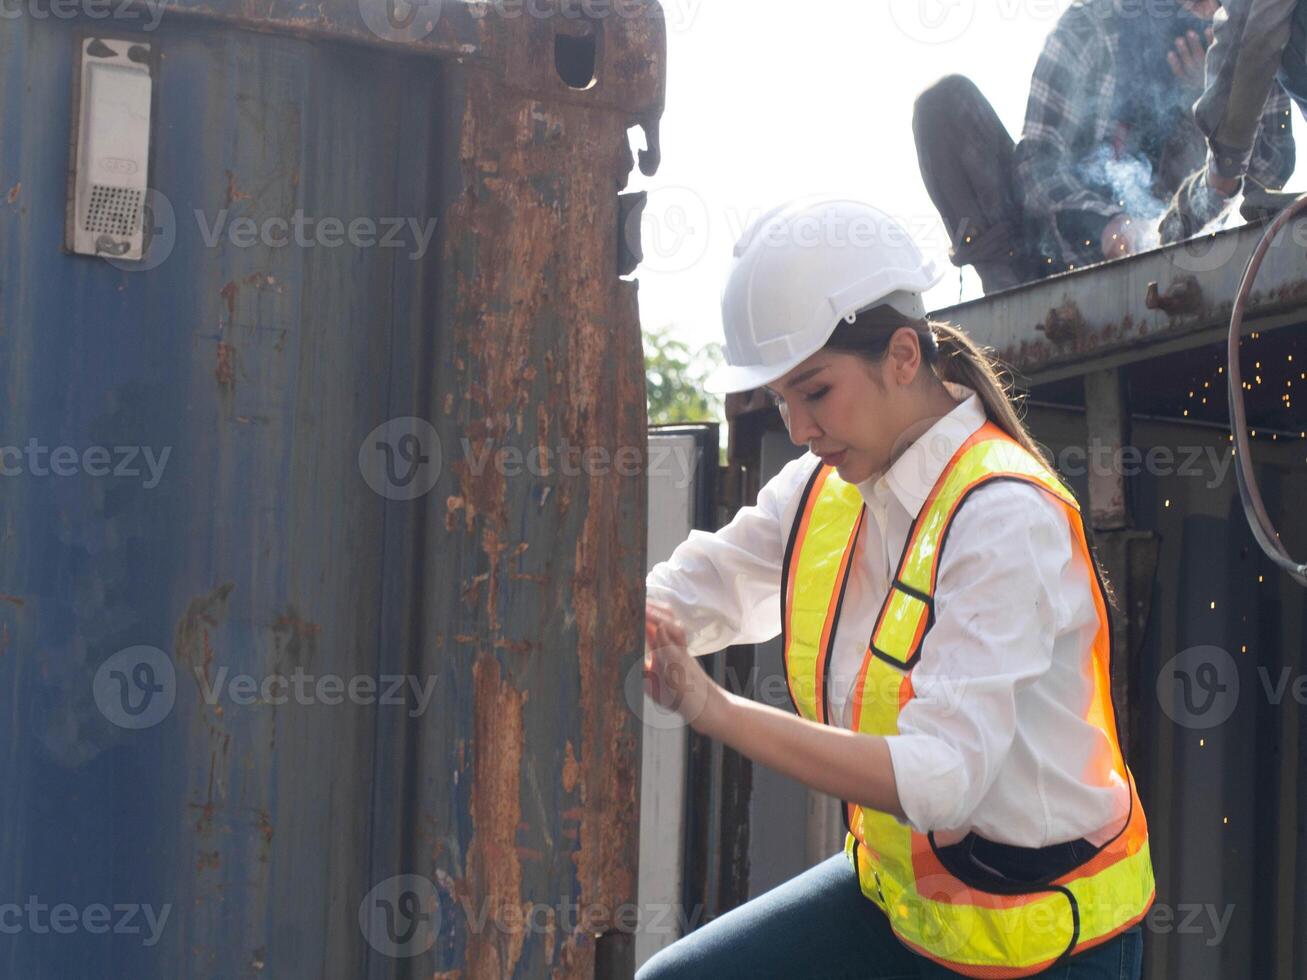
[780,401,821,447]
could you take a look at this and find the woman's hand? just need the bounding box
[644,599,727,732]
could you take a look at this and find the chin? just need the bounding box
[835,459,868,483]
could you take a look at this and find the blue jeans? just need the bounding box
[635,853,1144,980]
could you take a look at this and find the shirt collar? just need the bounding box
[856,382,987,519]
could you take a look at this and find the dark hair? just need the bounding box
[823,304,1052,468]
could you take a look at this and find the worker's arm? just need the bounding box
[1195,0,1297,182]
[644,599,906,819]
[705,691,906,819]
[1160,81,1296,243]
[644,483,1069,836]
[645,454,816,657]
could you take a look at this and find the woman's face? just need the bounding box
[764,329,924,485]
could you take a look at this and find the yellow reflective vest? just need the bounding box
[781,421,1155,977]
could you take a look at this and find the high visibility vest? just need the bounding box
[781,421,1155,977]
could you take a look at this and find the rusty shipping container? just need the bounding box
[0,1,664,977]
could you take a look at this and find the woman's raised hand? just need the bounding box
[644,599,722,730]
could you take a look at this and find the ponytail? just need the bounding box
[927,319,1051,468]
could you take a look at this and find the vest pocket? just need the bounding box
[931,832,1094,890]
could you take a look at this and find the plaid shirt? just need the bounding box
[1014,0,1295,268]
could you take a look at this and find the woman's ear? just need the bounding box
[886,327,923,386]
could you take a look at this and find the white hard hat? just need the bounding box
[705,196,943,394]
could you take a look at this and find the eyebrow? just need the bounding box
[765,366,825,395]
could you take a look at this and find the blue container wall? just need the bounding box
[0,15,446,978]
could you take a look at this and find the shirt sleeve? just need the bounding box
[645,453,818,658]
[1158,165,1236,243]
[1194,0,1297,180]
[884,481,1074,835]
[1245,84,1296,189]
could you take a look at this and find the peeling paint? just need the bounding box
[466,656,527,978]
[175,583,235,684]
[215,341,236,389]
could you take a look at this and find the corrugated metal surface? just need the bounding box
[932,218,1307,385]
[0,2,663,977]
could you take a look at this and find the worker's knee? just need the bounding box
[633,947,684,980]
[913,73,981,125]
[634,938,718,979]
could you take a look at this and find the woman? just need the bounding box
[638,198,1154,979]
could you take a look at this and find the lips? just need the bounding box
[818,450,846,466]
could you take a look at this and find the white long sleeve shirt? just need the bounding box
[646,382,1130,849]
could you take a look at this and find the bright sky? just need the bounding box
[630,0,1307,375]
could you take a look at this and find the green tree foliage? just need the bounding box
[643,325,724,426]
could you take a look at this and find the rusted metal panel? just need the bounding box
[0,2,662,977]
[933,219,1307,385]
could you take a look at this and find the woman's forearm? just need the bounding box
[698,689,907,822]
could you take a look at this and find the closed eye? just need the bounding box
[766,385,829,406]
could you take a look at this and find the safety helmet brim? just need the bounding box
[704,288,937,394]
[704,352,813,395]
